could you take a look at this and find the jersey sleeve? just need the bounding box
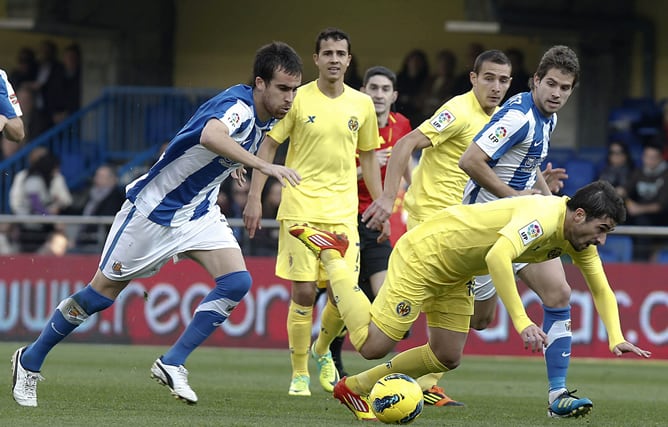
[473,109,529,160]
[417,104,463,148]
[267,100,295,144]
[357,97,381,152]
[571,247,626,350]
[218,100,253,139]
[0,70,22,118]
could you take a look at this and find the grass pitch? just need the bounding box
[1,342,666,426]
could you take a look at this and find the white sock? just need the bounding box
[548,387,568,404]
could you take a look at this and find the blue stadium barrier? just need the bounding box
[561,159,597,196]
[0,86,219,214]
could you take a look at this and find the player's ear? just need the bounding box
[254,76,266,90]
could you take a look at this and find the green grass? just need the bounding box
[1,342,666,426]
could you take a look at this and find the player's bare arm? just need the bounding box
[362,129,429,229]
[459,143,540,198]
[0,114,25,143]
[243,135,282,238]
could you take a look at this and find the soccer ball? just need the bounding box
[369,373,424,424]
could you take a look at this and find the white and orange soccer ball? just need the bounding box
[369,373,424,424]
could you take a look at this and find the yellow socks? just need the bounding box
[352,344,449,395]
[321,250,371,350]
[287,301,312,377]
[416,372,445,391]
[314,299,344,355]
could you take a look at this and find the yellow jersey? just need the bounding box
[398,194,625,350]
[268,81,379,224]
[404,90,497,221]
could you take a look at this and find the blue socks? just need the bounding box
[161,271,251,366]
[21,285,114,372]
[543,305,572,392]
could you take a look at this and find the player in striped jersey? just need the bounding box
[0,68,25,143]
[11,42,302,407]
[458,45,594,418]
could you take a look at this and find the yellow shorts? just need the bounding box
[370,245,474,341]
[276,220,360,285]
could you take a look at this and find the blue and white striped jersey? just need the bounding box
[462,92,556,204]
[126,84,275,227]
[0,69,22,119]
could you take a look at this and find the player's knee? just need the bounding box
[358,328,394,360]
[541,284,571,307]
[432,348,461,371]
[469,314,492,331]
[216,270,252,301]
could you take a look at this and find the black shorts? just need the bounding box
[358,214,392,299]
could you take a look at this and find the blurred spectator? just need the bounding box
[451,42,485,96]
[9,47,39,90]
[396,49,430,127]
[30,40,66,133]
[624,141,668,261]
[67,164,125,252]
[0,223,18,255]
[54,43,82,124]
[505,47,532,101]
[228,178,251,246]
[14,83,43,142]
[422,49,457,117]
[598,140,635,197]
[249,177,282,256]
[661,101,668,161]
[344,55,363,90]
[14,152,69,252]
[36,230,70,256]
[10,146,72,215]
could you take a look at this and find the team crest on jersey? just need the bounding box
[112,261,122,273]
[429,109,455,132]
[9,94,18,105]
[348,116,359,132]
[518,220,543,245]
[395,301,411,317]
[547,248,562,259]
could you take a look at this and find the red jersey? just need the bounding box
[357,111,412,213]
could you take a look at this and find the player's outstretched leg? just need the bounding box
[150,357,198,404]
[11,347,45,407]
[288,224,349,258]
[332,377,377,421]
[547,389,593,418]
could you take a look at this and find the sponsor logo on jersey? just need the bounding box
[429,109,455,132]
[348,116,359,132]
[9,94,18,105]
[395,301,411,316]
[305,115,316,123]
[518,220,543,245]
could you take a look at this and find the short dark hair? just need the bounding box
[315,28,351,54]
[253,41,302,86]
[567,180,626,224]
[472,49,511,74]
[362,66,397,89]
[535,45,580,88]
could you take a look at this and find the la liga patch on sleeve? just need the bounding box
[429,109,456,132]
[518,220,543,245]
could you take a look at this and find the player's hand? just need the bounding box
[542,162,568,194]
[231,167,247,183]
[243,197,263,238]
[520,324,547,352]
[258,164,301,187]
[377,220,391,243]
[612,341,652,358]
[375,148,391,167]
[362,196,394,230]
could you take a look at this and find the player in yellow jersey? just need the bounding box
[326,181,651,421]
[361,49,513,406]
[243,28,383,400]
